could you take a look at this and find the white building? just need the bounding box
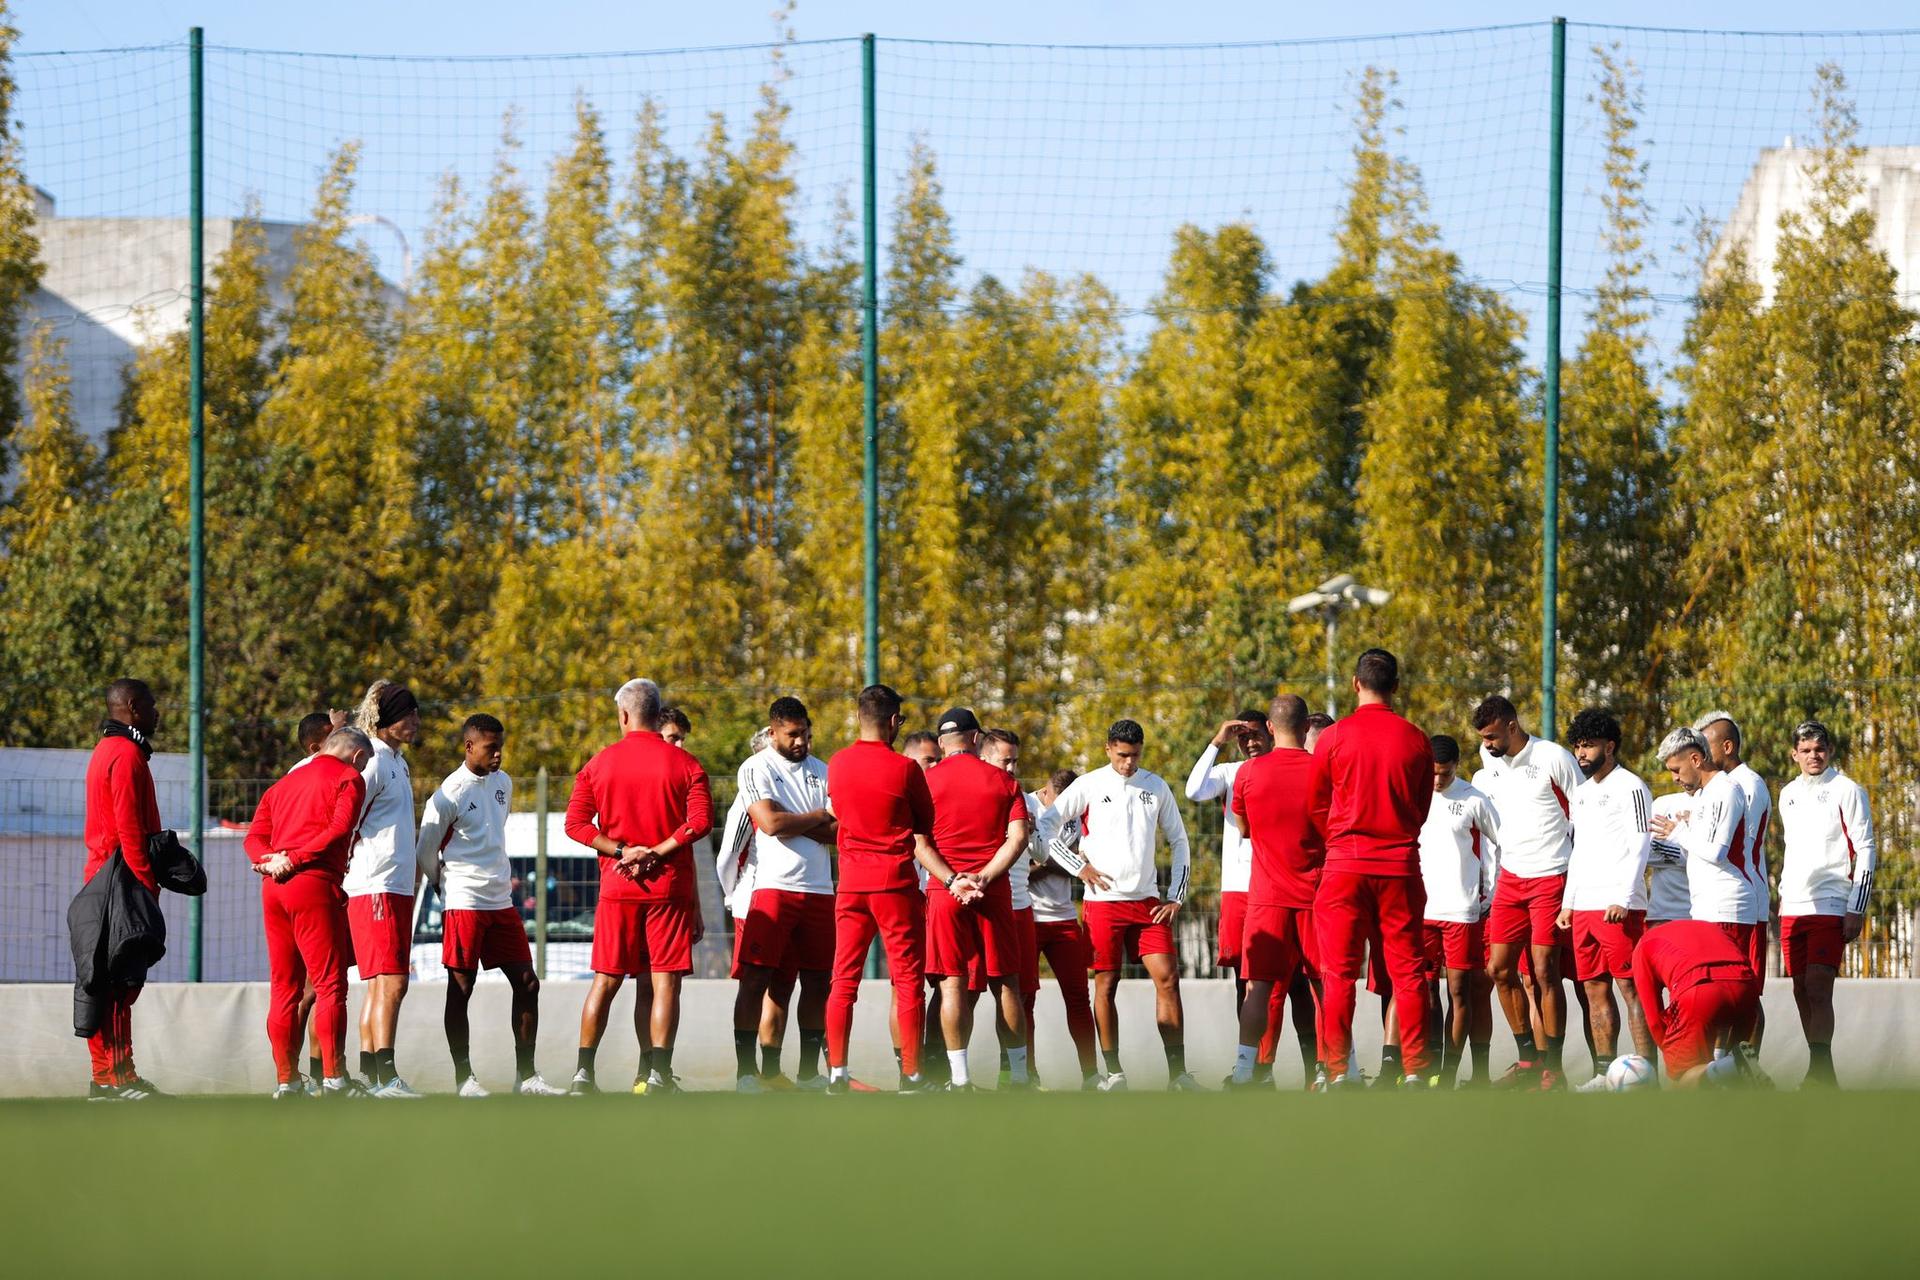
[1712,144,1920,307]
[23,186,306,447]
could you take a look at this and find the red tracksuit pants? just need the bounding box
[1314,869,1432,1075]
[1032,918,1098,1071]
[87,986,140,1086]
[263,874,349,1083]
[827,888,926,1077]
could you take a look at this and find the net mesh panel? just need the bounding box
[7,27,1919,979]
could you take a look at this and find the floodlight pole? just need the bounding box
[187,27,206,982]
[1323,610,1338,719]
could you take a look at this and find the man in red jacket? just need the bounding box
[80,678,167,1100]
[1310,649,1436,1088]
[567,678,714,1095]
[245,726,372,1098]
[1227,693,1327,1087]
[1632,920,1765,1089]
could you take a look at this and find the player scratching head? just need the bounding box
[1470,693,1525,758]
[1105,719,1145,776]
[297,711,335,757]
[1430,734,1460,791]
[768,696,812,762]
[1657,726,1714,790]
[1567,708,1622,782]
[461,714,505,777]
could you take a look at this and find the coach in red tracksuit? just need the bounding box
[245,727,370,1093]
[1310,649,1435,1087]
[80,679,166,1098]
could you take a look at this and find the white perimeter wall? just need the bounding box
[6,979,1920,1097]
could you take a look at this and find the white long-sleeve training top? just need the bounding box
[1564,764,1653,912]
[1675,768,1746,923]
[1027,794,1078,923]
[1047,764,1191,905]
[1418,777,1501,924]
[415,764,513,912]
[1184,745,1250,894]
[1777,766,1877,917]
[345,736,418,898]
[1474,736,1582,878]
[1646,789,1695,923]
[1727,762,1773,925]
[714,789,756,920]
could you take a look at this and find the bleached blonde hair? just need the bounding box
[354,680,397,735]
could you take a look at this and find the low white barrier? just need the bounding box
[6,979,1918,1097]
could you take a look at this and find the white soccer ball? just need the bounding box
[1605,1054,1655,1092]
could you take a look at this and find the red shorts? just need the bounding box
[1712,921,1761,981]
[592,899,699,976]
[1659,972,1761,1073]
[1217,891,1248,971]
[925,884,1018,988]
[1014,906,1041,995]
[1489,872,1567,947]
[1781,915,1844,975]
[1033,918,1092,976]
[347,892,413,978]
[1241,902,1313,986]
[1422,919,1486,976]
[442,907,531,971]
[1570,909,1646,982]
[1084,899,1175,972]
[1517,928,1575,981]
[739,889,834,973]
[1746,921,1769,985]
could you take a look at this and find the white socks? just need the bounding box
[1008,1046,1030,1085]
[948,1049,971,1087]
[828,1065,848,1084]
[1232,1044,1257,1083]
[1705,1053,1739,1085]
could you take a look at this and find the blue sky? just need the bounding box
[20,1,1920,55]
[17,2,1920,375]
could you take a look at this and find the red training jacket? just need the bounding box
[244,753,367,885]
[83,732,163,893]
[1309,701,1433,877]
[827,738,935,894]
[566,730,713,905]
[1232,747,1326,908]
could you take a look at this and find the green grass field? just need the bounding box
[3,1091,1912,1275]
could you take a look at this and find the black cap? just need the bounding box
[936,707,980,736]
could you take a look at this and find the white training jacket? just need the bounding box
[1184,745,1251,895]
[1046,765,1190,905]
[415,765,514,912]
[1646,789,1695,922]
[1418,777,1501,924]
[1027,794,1078,924]
[1675,768,1746,923]
[1564,764,1653,912]
[1777,766,1877,918]
[345,736,418,899]
[714,789,757,920]
[1727,762,1774,926]
[1474,736,1582,878]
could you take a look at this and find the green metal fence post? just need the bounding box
[1540,16,1566,741]
[535,767,549,981]
[187,27,207,982]
[860,33,880,690]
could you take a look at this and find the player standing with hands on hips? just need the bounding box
[1046,719,1197,1092]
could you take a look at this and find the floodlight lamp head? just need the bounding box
[1287,591,1330,615]
[1315,573,1355,595]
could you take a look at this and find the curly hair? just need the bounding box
[354,679,398,735]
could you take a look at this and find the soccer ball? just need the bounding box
[1605,1054,1656,1092]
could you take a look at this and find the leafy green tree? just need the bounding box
[0,3,41,461]
[1,327,97,554]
